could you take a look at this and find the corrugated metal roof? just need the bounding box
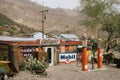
[30,32,42,35]
[0,36,36,42]
[52,34,80,41]
[60,34,79,39]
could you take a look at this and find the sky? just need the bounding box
[31,0,80,9]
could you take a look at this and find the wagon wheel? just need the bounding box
[76,58,82,67]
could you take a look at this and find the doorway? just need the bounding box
[47,48,52,63]
[45,47,55,66]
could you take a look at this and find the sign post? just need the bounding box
[82,33,88,71]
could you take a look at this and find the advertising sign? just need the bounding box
[20,47,38,57]
[21,47,38,53]
[40,38,60,45]
[59,52,77,64]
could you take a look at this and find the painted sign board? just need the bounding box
[20,47,38,57]
[59,52,77,64]
[40,38,60,45]
[21,47,38,53]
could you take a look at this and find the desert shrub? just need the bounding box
[0,66,8,74]
[25,57,48,75]
[19,62,26,71]
[0,66,8,79]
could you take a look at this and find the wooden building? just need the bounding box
[0,36,90,72]
[40,38,90,65]
[0,36,41,72]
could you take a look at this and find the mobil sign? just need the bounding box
[59,52,77,64]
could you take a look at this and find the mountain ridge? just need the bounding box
[0,0,86,37]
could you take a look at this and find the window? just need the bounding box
[0,44,9,61]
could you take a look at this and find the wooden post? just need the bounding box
[56,46,60,64]
[9,44,19,72]
[91,57,95,70]
[38,46,43,62]
[17,47,24,64]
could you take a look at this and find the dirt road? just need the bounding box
[10,63,120,80]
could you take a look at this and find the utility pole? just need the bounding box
[40,10,48,38]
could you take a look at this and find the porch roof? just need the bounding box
[0,36,36,42]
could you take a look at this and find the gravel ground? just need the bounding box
[10,63,120,80]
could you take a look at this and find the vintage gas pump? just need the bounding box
[82,33,88,71]
[97,36,102,68]
[97,27,103,68]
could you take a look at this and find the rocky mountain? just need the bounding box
[0,13,36,37]
[0,0,86,37]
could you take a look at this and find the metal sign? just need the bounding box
[82,33,87,39]
[40,38,60,45]
[82,33,87,47]
[59,52,77,64]
[21,47,38,53]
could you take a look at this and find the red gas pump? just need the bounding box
[82,33,88,71]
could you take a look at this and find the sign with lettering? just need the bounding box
[20,47,38,57]
[21,47,38,53]
[40,38,60,45]
[59,52,77,64]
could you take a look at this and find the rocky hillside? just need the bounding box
[0,13,36,37]
[0,0,86,37]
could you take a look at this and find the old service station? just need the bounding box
[0,33,90,72]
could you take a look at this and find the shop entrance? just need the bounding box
[45,47,55,66]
